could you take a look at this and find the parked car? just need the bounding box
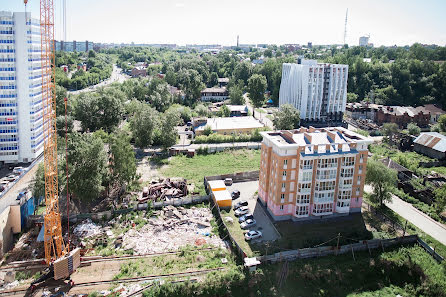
[240,219,256,229]
[5,175,17,182]
[231,190,240,200]
[244,230,262,241]
[12,166,25,175]
[234,206,249,216]
[186,122,192,126]
[233,200,248,210]
[224,178,233,186]
[239,214,254,223]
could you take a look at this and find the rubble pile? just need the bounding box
[138,178,188,203]
[73,219,102,238]
[122,206,224,254]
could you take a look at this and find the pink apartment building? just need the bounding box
[258,127,372,221]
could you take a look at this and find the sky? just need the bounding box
[3,0,446,46]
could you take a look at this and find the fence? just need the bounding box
[258,235,418,263]
[197,143,262,154]
[204,171,259,186]
[27,195,210,225]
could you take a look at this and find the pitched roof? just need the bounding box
[414,132,446,153]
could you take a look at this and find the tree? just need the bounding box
[109,132,137,187]
[55,85,70,116]
[347,92,359,103]
[195,104,210,117]
[434,185,446,215]
[177,69,205,103]
[208,72,218,87]
[381,122,399,142]
[233,61,252,85]
[217,105,231,117]
[130,105,158,148]
[56,115,74,137]
[365,159,397,207]
[273,104,300,130]
[438,114,446,132]
[229,83,245,105]
[67,133,108,202]
[203,125,213,136]
[407,122,421,136]
[247,74,267,107]
[147,78,174,112]
[159,109,181,149]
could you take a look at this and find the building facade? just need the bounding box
[359,36,370,47]
[279,59,348,126]
[200,87,229,102]
[258,127,372,221]
[0,11,46,163]
[55,40,93,52]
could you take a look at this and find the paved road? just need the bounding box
[364,185,446,246]
[244,94,274,129]
[227,181,280,242]
[0,158,42,215]
[68,64,130,95]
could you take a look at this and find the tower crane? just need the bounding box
[24,0,80,287]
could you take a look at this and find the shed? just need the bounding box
[244,257,261,272]
[212,190,232,208]
[208,180,226,192]
[413,132,446,160]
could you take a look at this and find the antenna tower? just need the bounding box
[343,8,348,45]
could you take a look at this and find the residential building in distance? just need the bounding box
[130,66,147,78]
[422,104,446,124]
[55,40,94,52]
[193,116,263,136]
[359,36,372,47]
[217,77,229,88]
[227,105,249,117]
[345,103,432,128]
[200,87,229,102]
[279,59,348,126]
[0,11,46,164]
[414,132,446,160]
[258,127,372,221]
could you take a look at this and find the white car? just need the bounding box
[244,230,262,241]
[234,206,249,217]
[240,219,257,229]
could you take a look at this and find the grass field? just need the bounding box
[159,149,261,195]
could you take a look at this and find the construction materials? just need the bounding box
[122,206,224,254]
[73,219,101,238]
[138,178,188,203]
[53,248,81,280]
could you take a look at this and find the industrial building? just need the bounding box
[0,11,47,163]
[258,127,372,221]
[414,132,446,160]
[279,59,348,126]
[193,116,264,136]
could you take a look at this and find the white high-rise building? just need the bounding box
[359,36,370,47]
[279,59,348,125]
[0,11,46,164]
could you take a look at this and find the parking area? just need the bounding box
[226,180,280,242]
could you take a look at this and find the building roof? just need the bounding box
[414,132,446,153]
[378,105,430,116]
[218,78,229,83]
[195,116,263,132]
[201,87,228,94]
[213,190,232,202]
[380,157,412,173]
[226,105,248,112]
[208,180,226,191]
[422,104,445,116]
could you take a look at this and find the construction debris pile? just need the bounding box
[138,178,188,203]
[122,206,225,254]
[73,219,102,238]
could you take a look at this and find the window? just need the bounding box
[313,203,333,214]
[298,183,311,193]
[343,157,355,166]
[318,158,338,168]
[358,165,363,174]
[284,159,288,166]
[300,159,312,170]
[340,179,353,189]
[296,205,309,216]
[341,168,354,178]
[360,154,364,163]
[297,194,310,204]
[280,194,285,203]
[280,205,284,210]
[282,171,287,177]
[314,192,334,202]
[282,183,286,189]
[317,169,337,180]
[337,200,350,208]
[315,181,335,191]
[338,190,352,200]
[301,171,313,182]
[357,176,362,185]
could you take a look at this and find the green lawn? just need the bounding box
[159,150,261,195]
[220,209,255,257]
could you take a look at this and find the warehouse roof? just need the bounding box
[414,132,446,153]
[195,116,263,132]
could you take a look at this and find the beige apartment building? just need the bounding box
[258,127,372,221]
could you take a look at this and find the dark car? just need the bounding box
[186,122,193,126]
[238,214,254,223]
[231,190,240,200]
[233,200,248,210]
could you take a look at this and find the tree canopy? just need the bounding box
[247,74,267,107]
[365,159,398,207]
[273,104,300,130]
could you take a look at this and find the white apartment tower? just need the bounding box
[0,11,46,163]
[279,59,348,126]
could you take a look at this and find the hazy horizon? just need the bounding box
[4,0,446,47]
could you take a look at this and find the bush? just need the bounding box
[194,128,267,144]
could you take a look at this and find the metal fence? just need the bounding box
[259,235,418,263]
